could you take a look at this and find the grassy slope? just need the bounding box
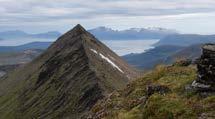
[91,65,215,119]
[0,58,44,119]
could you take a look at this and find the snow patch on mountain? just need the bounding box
[90,49,98,54]
[90,49,124,73]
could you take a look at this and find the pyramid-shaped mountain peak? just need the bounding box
[0,24,138,118]
[65,24,88,36]
[68,24,87,35]
[75,24,85,30]
[48,24,95,51]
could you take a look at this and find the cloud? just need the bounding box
[0,0,215,34]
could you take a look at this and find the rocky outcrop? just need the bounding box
[192,44,215,92]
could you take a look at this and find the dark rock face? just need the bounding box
[192,44,215,92]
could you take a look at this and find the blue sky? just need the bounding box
[0,0,215,34]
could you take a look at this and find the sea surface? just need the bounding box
[0,39,159,56]
[101,39,159,56]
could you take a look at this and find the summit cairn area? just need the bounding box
[192,43,215,92]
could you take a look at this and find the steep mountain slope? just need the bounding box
[155,34,215,46]
[123,45,184,70]
[123,44,203,70]
[0,24,138,118]
[165,44,202,63]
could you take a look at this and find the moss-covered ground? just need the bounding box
[91,65,215,119]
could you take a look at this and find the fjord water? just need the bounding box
[101,39,159,56]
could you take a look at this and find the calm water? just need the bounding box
[101,39,159,56]
[0,39,159,56]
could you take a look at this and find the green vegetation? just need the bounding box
[91,65,215,119]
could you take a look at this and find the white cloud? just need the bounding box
[0,0,215,34]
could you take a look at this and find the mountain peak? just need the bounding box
[60,24,88,39]
[71,24,87,34]
[66,24,89,38]
[49,24,90,50]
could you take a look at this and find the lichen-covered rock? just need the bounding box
[192,43,215,92]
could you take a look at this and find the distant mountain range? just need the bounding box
[155,34,215,46]
[0,42,51,52]
[0,26,177,42]
[0,30,61,39]
[123,44,203,70]
[89,26,178,40]
[0,26,214,71]
[1,27,215,47]
[165,44,202,63]
[0,42,202,71]
[1,27,214,49]
[0,42,204,72]
[123,45,185,69]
